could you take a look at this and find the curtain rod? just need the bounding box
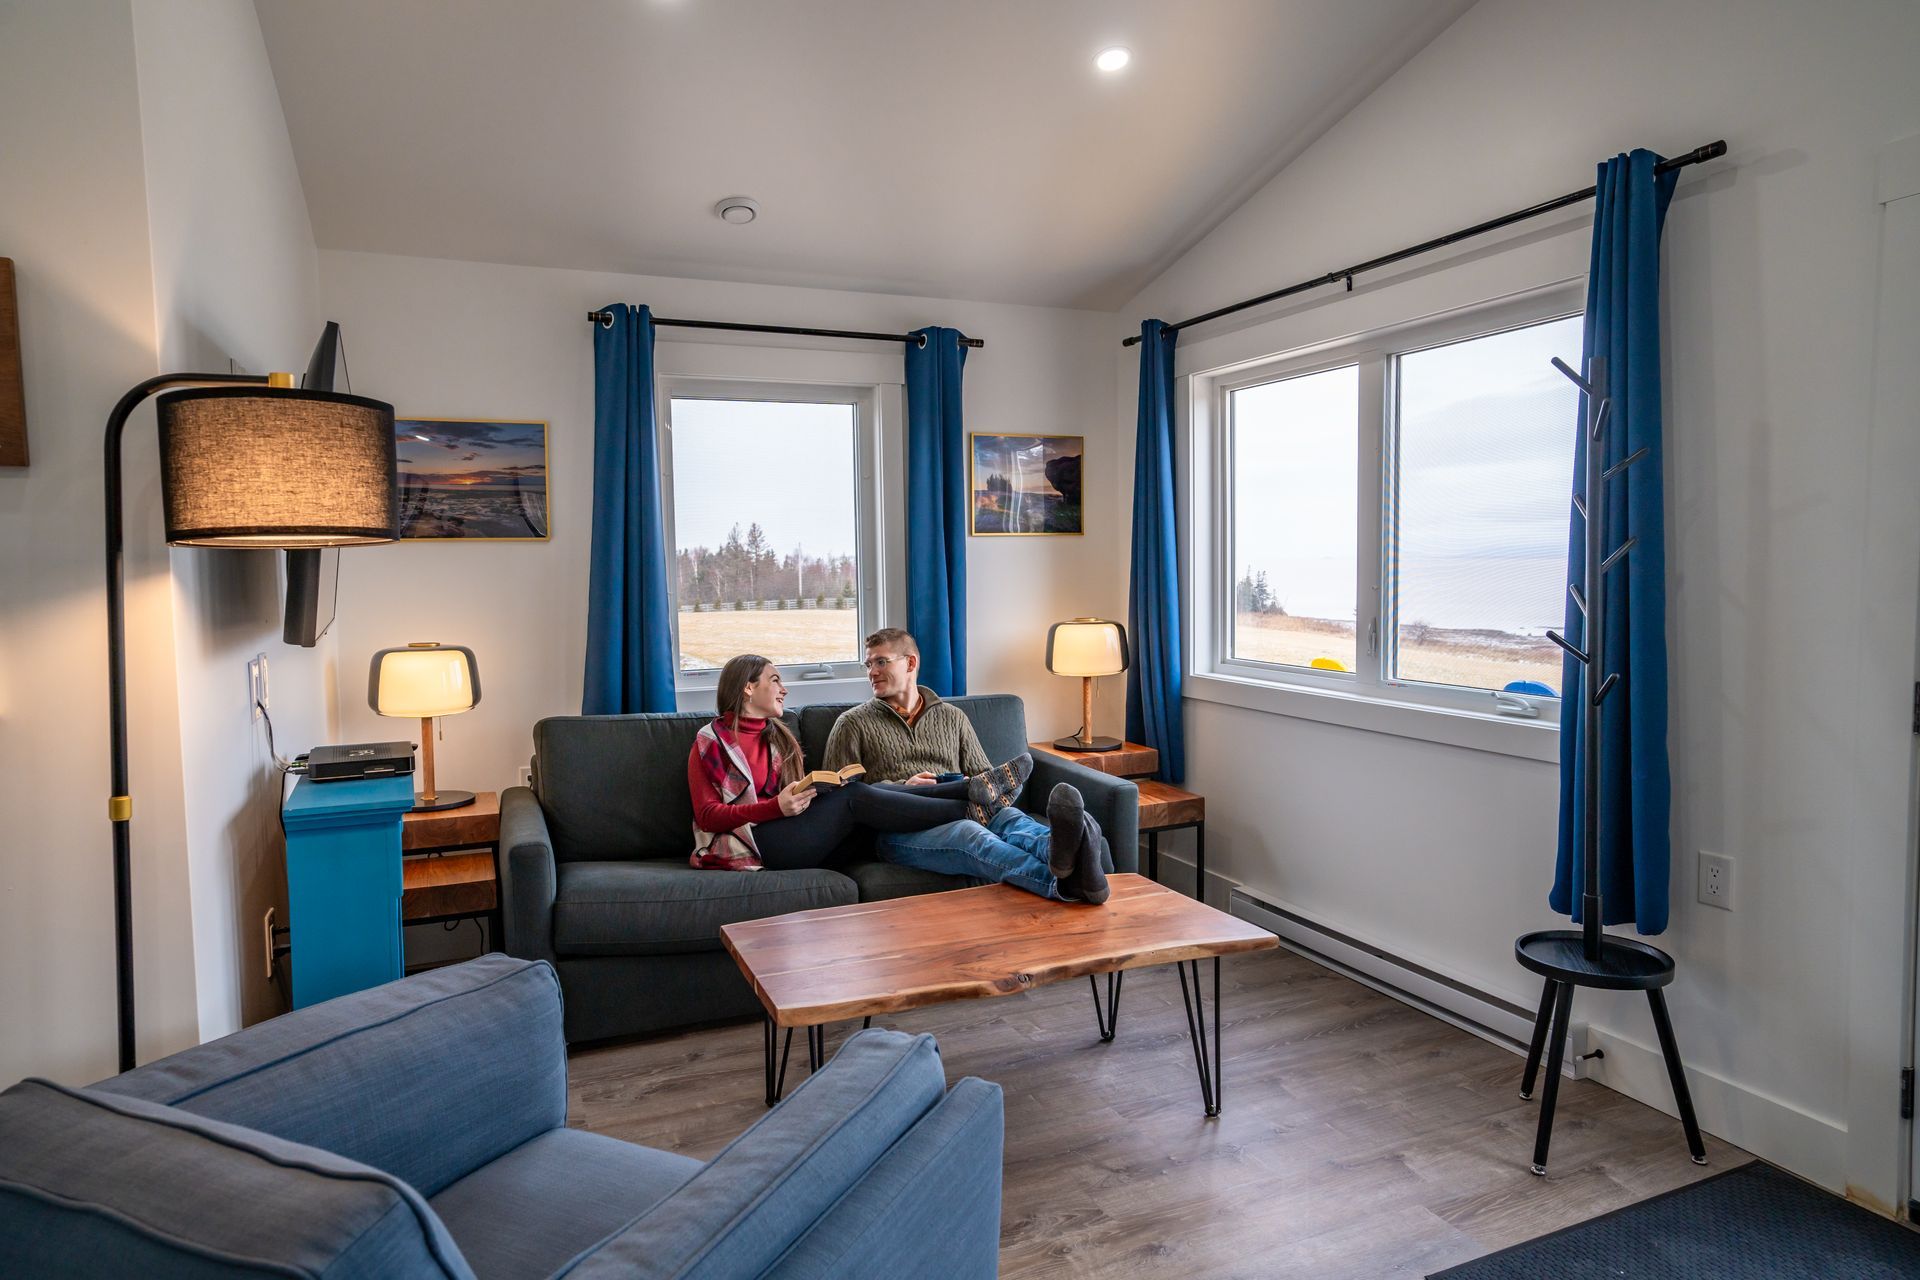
[1122,140,1727,348]
[586,311,985,349]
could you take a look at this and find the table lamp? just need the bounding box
[1046,618,1129,751]
[105,368,398,1071]
[369,642,482,811]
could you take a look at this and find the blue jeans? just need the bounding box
[876,807,1060,900]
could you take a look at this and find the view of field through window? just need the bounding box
[668,398,861,671]
[1228,316,1581,696]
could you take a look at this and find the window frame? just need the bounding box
[657,375,892,699]
[1189,283,1585,762]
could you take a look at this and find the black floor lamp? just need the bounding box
[105,370,396,1070]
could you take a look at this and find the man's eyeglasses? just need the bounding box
[861,656,902,672]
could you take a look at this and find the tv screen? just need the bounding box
[284,321,347,647]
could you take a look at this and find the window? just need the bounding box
[660,380,884,685]
[1201,292,1583,729]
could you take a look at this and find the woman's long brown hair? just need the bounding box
[714,654,805,789]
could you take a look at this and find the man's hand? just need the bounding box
[903,772,939,786]
[777,779,816,817]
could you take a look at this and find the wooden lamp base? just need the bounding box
[413,715,476,811]
[1053,675,1122,752]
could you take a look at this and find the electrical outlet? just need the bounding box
[1698,851,1734,911]
[263,907,277,978]
[246,653,269,719]
[517,765,533,789]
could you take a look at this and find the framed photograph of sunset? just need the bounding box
[395,417,550,540]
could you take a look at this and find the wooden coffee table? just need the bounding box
[720,874,1277,1116]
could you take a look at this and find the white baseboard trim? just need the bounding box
[1225,885,1851,1194]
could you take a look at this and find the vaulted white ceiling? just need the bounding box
[255,0,1472,310]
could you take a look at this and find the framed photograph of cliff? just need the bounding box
[395,417,550,540]
[968,433,1084,536]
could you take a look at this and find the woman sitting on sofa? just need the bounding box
[686,653,1032,874]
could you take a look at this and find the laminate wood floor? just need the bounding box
[567,946,1744,1278]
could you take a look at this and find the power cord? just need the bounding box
[256,701,308,776]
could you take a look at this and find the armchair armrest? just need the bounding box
[566,1030,968,1280]
[499,784,558,963]
[1026,754,1139,873]
[94,956,566,1198]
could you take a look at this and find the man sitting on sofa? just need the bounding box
[822,627,1111,903]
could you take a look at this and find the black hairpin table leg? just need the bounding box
[765,1016,796,1106]
[1176,957,1224,1116]
[1089,970,1124,1042]
[1519,977,1560,1101]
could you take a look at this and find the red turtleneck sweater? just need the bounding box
[687,716,785,832]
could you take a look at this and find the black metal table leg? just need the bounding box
[1147,829,1159,883]
[806,1023,826,1073]
[1089,970,1124,1042]
[1520,977,1560,1100]
[763,1016,777,1106]
[1530,981,1575,1174]
[1176,957,1223,1116]
[1647,989,1708,1165]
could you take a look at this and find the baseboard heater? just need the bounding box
[1228,887,1594,1079]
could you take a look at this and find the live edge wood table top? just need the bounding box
[720,874,1276,1029]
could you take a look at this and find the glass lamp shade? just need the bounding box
[368,643,481,719]
[1045,619,1129,677]
[157,386,398,546]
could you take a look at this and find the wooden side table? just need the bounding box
[1030,741,1206,901]
[401,791,502,950]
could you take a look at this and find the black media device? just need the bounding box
[283,321,349,647]
[306,741,416,783]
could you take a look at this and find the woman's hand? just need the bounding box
[777,779,816,817]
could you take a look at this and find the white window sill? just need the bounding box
[674,675,873,713]
[1185,670,1560,763]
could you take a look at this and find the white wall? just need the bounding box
[320,252,1121,793]
[0,0,198,1083]
[1115,0,1920,1206]
[132,0,331,1039]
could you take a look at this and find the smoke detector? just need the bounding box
[714,196,759,225]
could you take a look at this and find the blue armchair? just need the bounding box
[0,955,1004,1279]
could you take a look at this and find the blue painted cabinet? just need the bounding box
[281,774,417,1008]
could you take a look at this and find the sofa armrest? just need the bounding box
[499,785,558,963]
[1026,754,1139,873]
[94,956,567,1198]
[564,1030,952,1280]
[765,1077,1003,1279]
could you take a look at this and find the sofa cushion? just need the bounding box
[0,1078,473,1279]
[534,711,800,864]
[552,861,856,957]
[97,954,565,1198]
[430,1129,699,1280]
[836,858,979,902]
[563,1030,949,1279]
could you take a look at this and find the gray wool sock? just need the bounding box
[1045,782,1085,880]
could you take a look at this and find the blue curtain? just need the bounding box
[1126,319,1185,783]
[905,327,969,695]
[583,304,676,713]
[1551,151,1678,933]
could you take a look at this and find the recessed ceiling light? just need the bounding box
[714,196,759,225]
[1094,47,1130,73]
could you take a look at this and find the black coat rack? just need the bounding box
[1512,355,1707,1175]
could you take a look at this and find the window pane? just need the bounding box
[1391,316,1582,695]
[669,398,860,671]
[1230,365,1358,672]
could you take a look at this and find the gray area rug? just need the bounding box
[1429,1161,1920,1279]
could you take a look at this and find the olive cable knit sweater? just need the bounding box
[820,689,991,782]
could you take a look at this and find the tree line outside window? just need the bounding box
[675,521,857,610]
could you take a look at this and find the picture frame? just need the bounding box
[968,432,1084,536]
[395,417,550,541]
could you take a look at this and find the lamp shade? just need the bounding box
[157,386,398,546]
[369,643,481,718]
[1046,618,1129,677]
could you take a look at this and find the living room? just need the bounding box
[4,1,1919,1275]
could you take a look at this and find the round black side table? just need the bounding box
[1515,929,1708,1175]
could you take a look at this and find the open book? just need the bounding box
[803,763,866,789]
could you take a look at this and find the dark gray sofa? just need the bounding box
[500,694,1139,1043]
